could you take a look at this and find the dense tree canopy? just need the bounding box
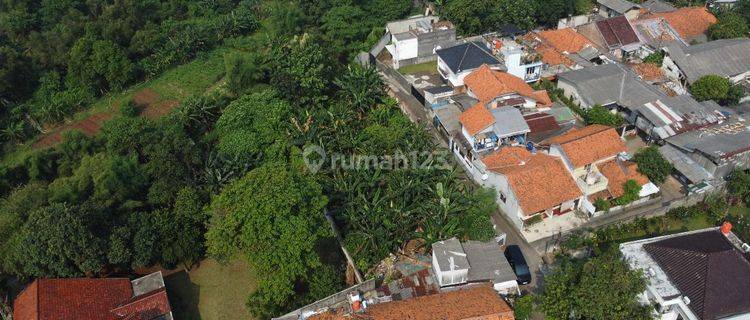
[633,146,673,184]
[541,252,651,320]
[689,74,743,106]
[585,105,624,127]
[709,12,750,40]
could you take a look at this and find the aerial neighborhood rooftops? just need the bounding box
[556,63,727,140]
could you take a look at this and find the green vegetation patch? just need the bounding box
[166,258,258,320]
[398,61,438,75]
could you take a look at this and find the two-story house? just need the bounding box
[452,65,553,165]
[384,15,457,69]
[436,42,504,87]
[480,146,584,228]
[542,125,628,200]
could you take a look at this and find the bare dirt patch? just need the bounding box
[142,100,180,119]
[33,112,113,149]
[132,88,160,107]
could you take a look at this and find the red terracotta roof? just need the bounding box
[631,63,665,82]
[543,125,627,168]
[309,285,515,320]
[464,65,552,107]
[537,28,594,54]
[111,289,171,320]
[13,278,171,320]
[522,33,576,67]
[484,147,583,215]
[643,7,716,39]
[599,159,650,198]
[459,102,495,136]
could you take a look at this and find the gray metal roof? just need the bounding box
[434,103,463,134]
[432,238,470,272]
[665,39,750,84]
[558,63,664,109]
[597,0,639,14]
[658,144,713,183]
[436,42,503,74]
[667,119,750,162]
[463,241,517,283]
[425,85,453,95]
[641,0,676,12]
[491,106,530,137]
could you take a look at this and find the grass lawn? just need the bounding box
[165,258,257,320]
[398,61,438,75]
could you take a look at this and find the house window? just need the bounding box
[526,67,535,75]
[499,191,507,203]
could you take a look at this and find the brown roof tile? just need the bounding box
[543,125,627,168]
[459,102,495,135]
[309,285,515,320]
[643,7,716,39]
[537,28,595,54]
[598,159,650,197]
[484,147,583,215]
[630,63,665,82]
[464,65,552,107]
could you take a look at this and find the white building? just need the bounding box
[431,238,520,295]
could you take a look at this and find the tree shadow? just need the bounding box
[164,270,201,320]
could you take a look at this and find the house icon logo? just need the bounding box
[303,144,326,174]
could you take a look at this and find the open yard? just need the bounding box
[165,258,257,320]
[398,61,438,75]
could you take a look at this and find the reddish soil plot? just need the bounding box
[33,112,113,148]
[142,99,180,119]
[132,88,160,107]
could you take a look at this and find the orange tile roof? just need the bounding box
[484,147,583,215]
[543,125,627,168]
[537,28,594,54]
[522,32,576,67]
[599,159,650,198]
[644,7,716,39]
[630,63,665,82]
[309,285,515,320]
[459,102,495,135]
[464,64,553,106]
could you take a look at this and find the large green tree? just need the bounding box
[709,12,750,40]
[206,160,330,317]
[541,252,651,319]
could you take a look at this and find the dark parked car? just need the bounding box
[504,245,531,285]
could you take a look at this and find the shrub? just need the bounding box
[690,75,731,103]
[633,146,672,184]
[643,51,664,66]
[119,99,140,117]
[594,198,611,212]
